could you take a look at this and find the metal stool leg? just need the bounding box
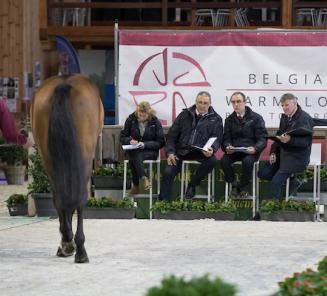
[149,162,153,219]
[123,160,128,198]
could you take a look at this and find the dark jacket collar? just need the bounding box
[231,106,252,119]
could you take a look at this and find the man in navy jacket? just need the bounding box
[221,92,267,198]
[159,91,223,201]
[258,93,314,199]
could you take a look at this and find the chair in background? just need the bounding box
[62,0,91,26]
[123,156,160,219]
[296,8,318,26]
[215,9,230,27]
[285,143,322,220]
[196,9,216,27]
[224,161,260,217]
[180,160,215,202]
[235,8,249,27]
[318,8,327,26]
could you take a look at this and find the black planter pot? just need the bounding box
[261,211,315,222]
[32,193,58,218]
[7,204,28,216]
[299,180,327,192]
[153,211,235,220]
[92,176,131,189]
[83,208,136,219]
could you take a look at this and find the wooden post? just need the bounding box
[282,0,292,27]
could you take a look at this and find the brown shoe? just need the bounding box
[129,185,139,196]
[142,176,151,190]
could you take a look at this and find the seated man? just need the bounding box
[159,91,223,201]
[258,93,314,199]
[221,92,267,198]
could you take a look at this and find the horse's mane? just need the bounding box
[48,81,87,210]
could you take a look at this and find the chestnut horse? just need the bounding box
[30,75,104,263]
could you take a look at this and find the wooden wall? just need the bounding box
[0,0,41,113]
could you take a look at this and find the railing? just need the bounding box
[42,0,286,29]
[100,125,327,165]
[39,1,327,47]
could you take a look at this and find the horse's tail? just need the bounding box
[48,82,87,210]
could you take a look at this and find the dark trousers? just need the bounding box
[220,153,258,189]
[258,162,292,198]
[159,152,218,201]
[126,150,158,186]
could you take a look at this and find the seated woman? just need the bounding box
[120,101,165,195]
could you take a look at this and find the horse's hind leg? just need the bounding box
[57,209,76,257]
[74,207,89,263]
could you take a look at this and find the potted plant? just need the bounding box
[0,144,28,185]
[83,197,136,219]
[92,163,132,189]
[152,200,237,220]
[260,199,315,221]
[273,256,327,296]
[298,167,327,192]
[28,150,56,217]
[145,274,237,296]
[5,193,28,216]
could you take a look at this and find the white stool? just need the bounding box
[196,9,216,27]
[180,160,215,202]
[224,161,260,217]
[285,143,322,220]
[123,157,160,219]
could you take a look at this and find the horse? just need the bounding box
[30,74,104,263]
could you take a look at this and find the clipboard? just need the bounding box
[228,147,248,152]
[284,127,313,137]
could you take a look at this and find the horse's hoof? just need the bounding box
[56,247,65,257]
[75,254,89,264]
[56,241,75,257]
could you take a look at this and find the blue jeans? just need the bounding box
[258,162,292,198]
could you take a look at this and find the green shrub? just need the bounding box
[261,200,315,215]
[273,257,327,296]
[298,168,327,182]
[86,197,134,209]
[27,151,51,193]
[152,200,236,214]
[5,194,28,206]
[92,163,131,178]
[145,274,237,296]
[0,145,28,165]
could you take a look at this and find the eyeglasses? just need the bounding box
[231,100,243,104]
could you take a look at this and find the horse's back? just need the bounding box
[31,74,104,177]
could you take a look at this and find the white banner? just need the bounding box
[118,31,327,127]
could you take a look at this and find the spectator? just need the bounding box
[0,99,33,148]
[258,93,314,199]
[221,92,267,198]
[159,91,223,201]
[120,101,165,195]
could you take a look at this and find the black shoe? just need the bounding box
[289,178,303,196]
[185,186,195,199]
[252,212,261,221]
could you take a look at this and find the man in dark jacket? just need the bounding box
[258,93,314,199]
[221,92,267,198]
[159,91,223,201]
